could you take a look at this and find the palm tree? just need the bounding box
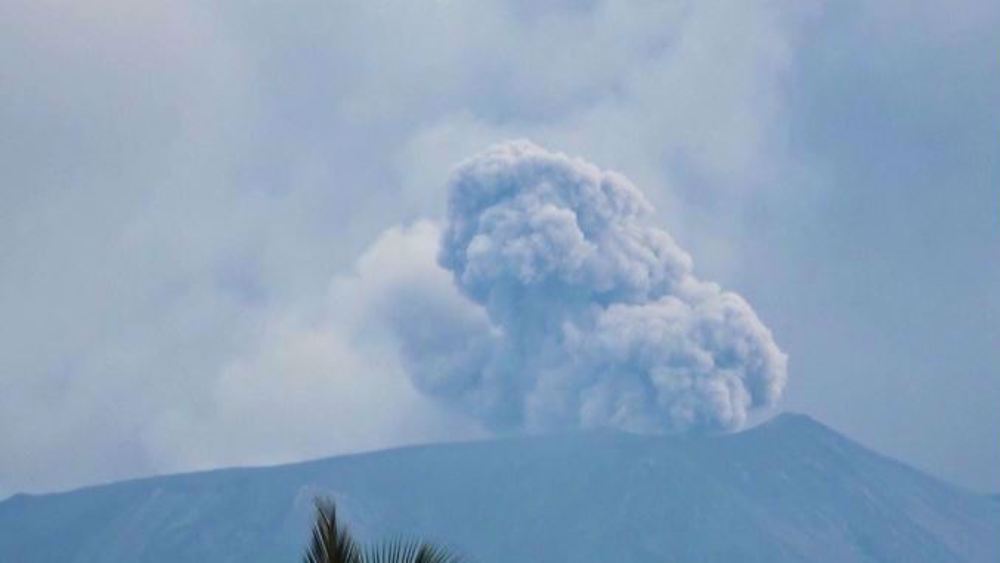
[304,498,460,563]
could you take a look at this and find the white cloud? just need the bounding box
[0,0,819,495]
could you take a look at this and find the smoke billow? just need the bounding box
[394,141,787,433]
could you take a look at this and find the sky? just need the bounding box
[1,0,998,498]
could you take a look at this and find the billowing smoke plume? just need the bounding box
[394,141,787,433]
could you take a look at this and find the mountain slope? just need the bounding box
[0,413,997,563]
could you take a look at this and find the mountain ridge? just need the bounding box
[1,412,997,563]
[0,412,846,499]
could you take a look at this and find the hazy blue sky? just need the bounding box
[1,0,998,498]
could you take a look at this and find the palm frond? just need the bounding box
[412,543,460,563]
[366,539,460,563]
[367,539,418,563]
[304,498,362,563]
[304,497,460,563]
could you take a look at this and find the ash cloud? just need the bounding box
[394,141,787,433]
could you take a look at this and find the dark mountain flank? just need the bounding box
[1,413,997,563]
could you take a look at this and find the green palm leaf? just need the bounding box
[367,540,460,563]
[304,498,461,563]
[304,498,362,563]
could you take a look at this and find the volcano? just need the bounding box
[1,413,997,563]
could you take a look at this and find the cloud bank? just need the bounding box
[5,0,996,497]
[0,0,804,497]
[390,142,787,433]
